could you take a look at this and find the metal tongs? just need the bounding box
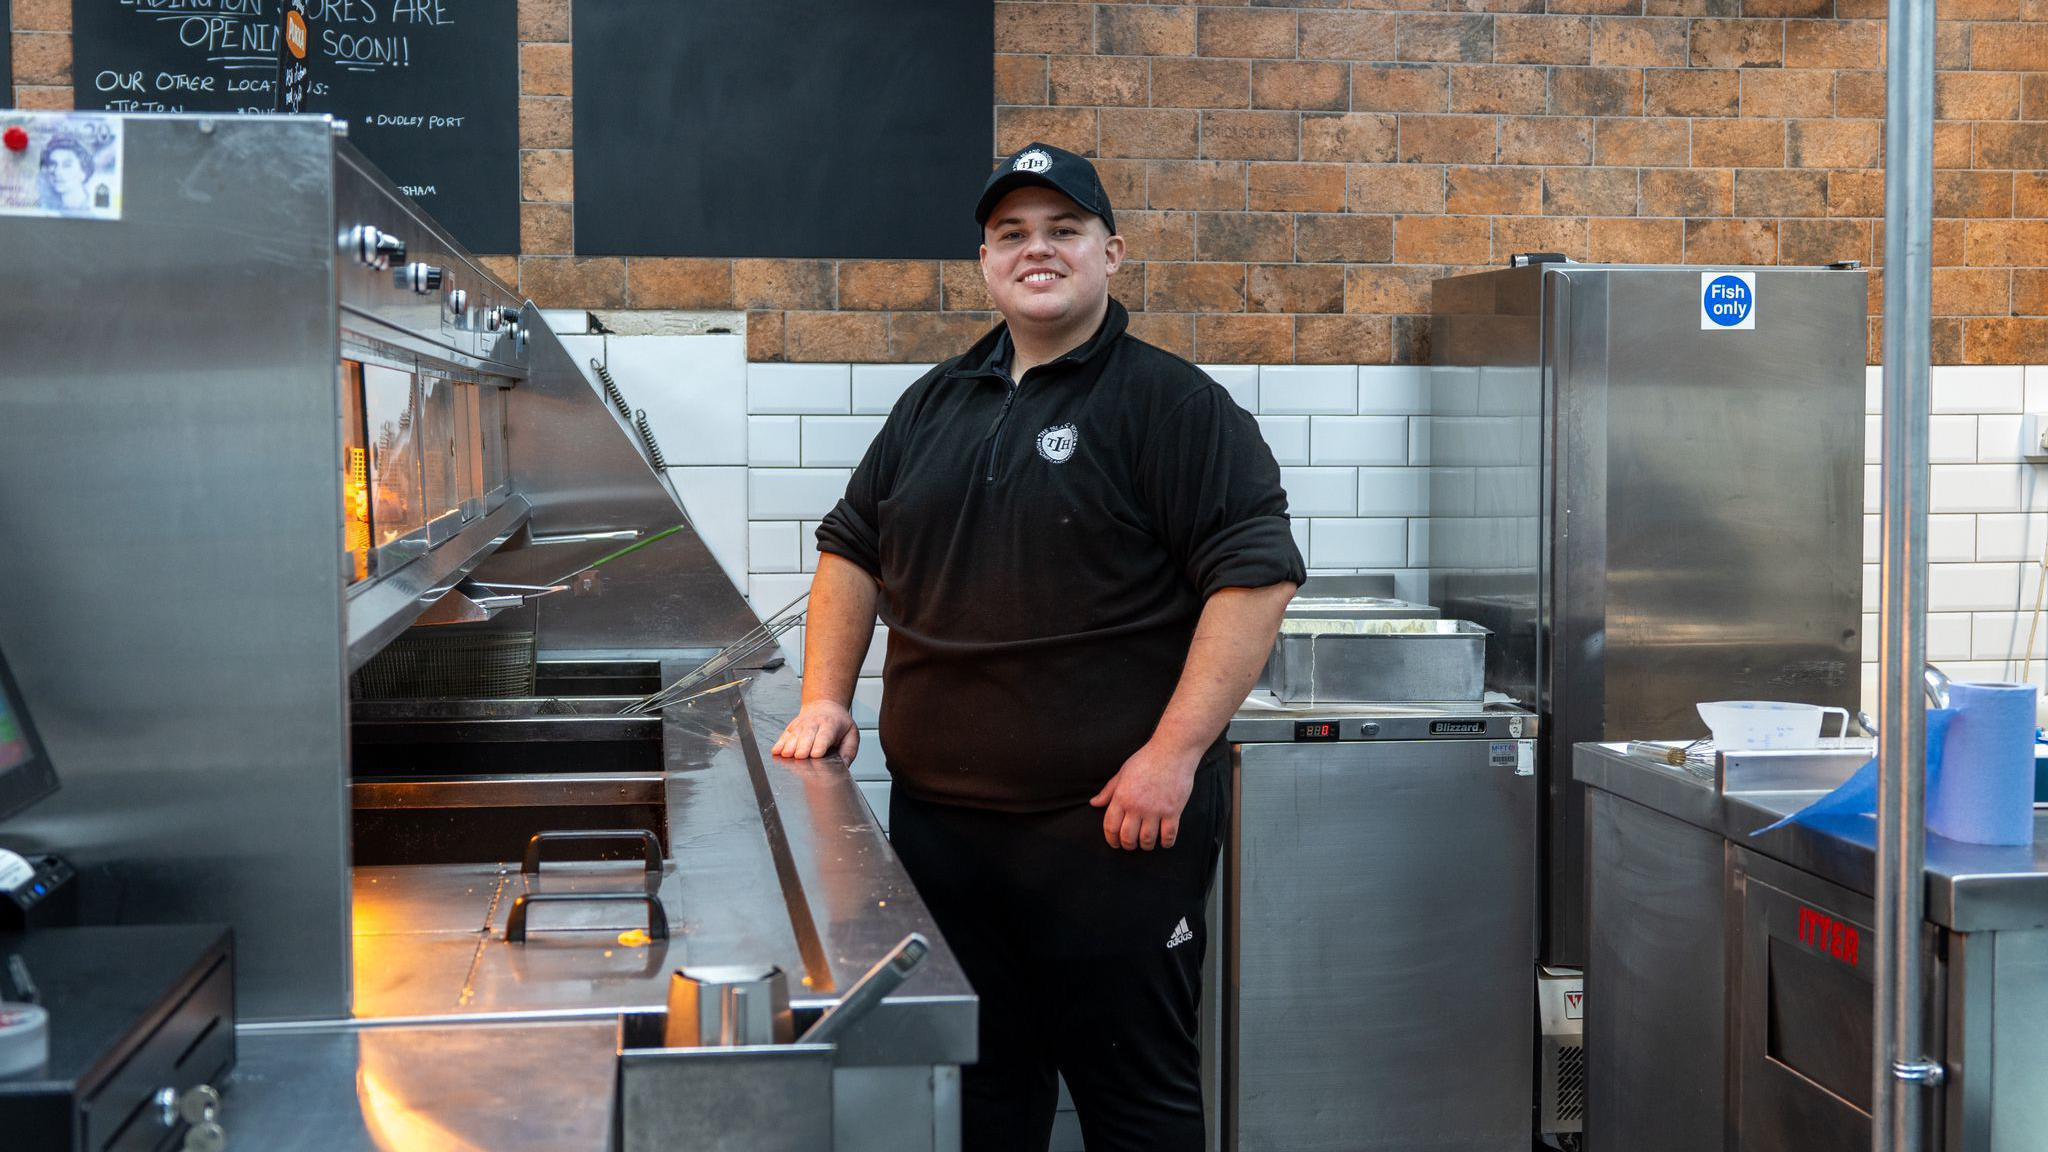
[619,591,809,715]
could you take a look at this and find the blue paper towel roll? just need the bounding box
[1930,681,2038,846]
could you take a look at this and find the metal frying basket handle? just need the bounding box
[522,830,662,875]
[506,892,669,943]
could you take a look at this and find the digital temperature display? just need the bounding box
[1293,721,1340,742]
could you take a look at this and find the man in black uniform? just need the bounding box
[772,143,1304,1151]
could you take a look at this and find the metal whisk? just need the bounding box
[619,591,809,715]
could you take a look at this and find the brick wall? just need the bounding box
[12,2,2048,363]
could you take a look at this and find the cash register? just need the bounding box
[0,641,235,1151]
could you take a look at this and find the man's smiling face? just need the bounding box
[979,186,1124,332]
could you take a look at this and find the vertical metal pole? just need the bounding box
[1876,0,1944,1145]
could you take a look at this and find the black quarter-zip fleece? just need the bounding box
[815,298,1306,811]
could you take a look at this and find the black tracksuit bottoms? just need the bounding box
[888,761,1228,1152]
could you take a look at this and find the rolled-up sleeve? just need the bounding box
[1140,385,1308,598]
[815,384,917,580]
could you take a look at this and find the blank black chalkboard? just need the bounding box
[573,0,991,259]
[2,0,13,107]
[69,0,518,254]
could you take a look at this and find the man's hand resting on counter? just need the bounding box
[772,700,860,761]
[771,555,877,763]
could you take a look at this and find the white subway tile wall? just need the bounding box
[1254,416,1310,466]
[748,520,801,574]
[749,468,852,520]
[1357,365,1430,415]
[1308,416,1408,466]
[747,363,851,414]
[606,336,749,467]
[1308,518,1407,568]
[851,364,930,415]
[747,415,802,468]
[1202,364,1259,413]
[1278,467,1359,517]
[800,416,887,468]
[1862,364,2048,713]
[590,345,2048,777]
[1257,365,1358,415]
[664,466,749,593]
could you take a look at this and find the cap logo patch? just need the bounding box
[1036,423,1078,464]
[1012,149,1052,174]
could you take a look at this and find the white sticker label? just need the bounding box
[1701,271,1756,330]
[1565,989,1585,1020]
[1517,741,1535,776]
[0,113,124,221]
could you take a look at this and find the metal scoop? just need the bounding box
[798,933,929,1046]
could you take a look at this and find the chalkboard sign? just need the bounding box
[573,0,991,260]
[2,0,13,107]
[72,0,283,114]
[301,0,518,252]
[70,0,518,253]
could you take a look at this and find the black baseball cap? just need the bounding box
[974,143,1117,236]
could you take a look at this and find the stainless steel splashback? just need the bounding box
[461,317,761,658]
[1429,262,1867,966]
[0,114,754,1019]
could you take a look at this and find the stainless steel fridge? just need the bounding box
[1426,260,1868,970]
[1209,701,1538,1152]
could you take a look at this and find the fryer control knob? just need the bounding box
[345,225,406,270]
[487,306,520,331]
[1359,723,1380,738]
[397,262,443,294]
[446,287,469,318]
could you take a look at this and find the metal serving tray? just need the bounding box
[1283,596,1442,622]
[1269,618,1488,703]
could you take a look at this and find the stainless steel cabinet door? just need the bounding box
[1228,738,1536,1151]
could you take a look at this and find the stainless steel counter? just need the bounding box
[225,663,973,1150]
[1575,740,2048,1151]
[1576,741,2048,931]
[228,1021,621,1150]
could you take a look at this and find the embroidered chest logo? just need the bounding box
[1012,149,1052,173]
[1035,423,1078,463]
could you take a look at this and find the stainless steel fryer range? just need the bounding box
[0,113,973,1152]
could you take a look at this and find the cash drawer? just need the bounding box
[0,925,235,1152]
